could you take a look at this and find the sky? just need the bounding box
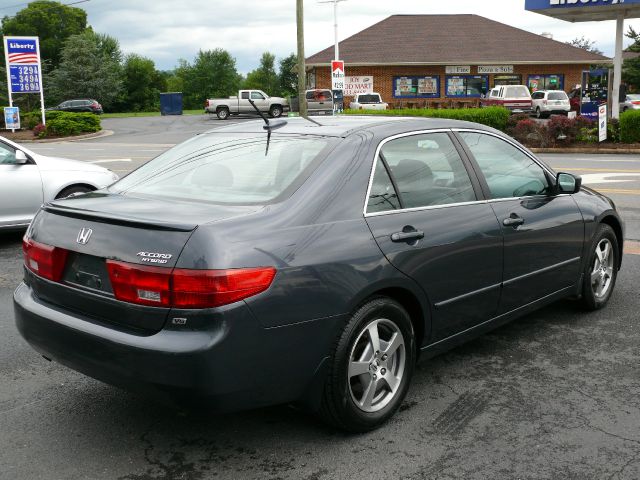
[2,0,639,73]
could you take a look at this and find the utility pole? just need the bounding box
[296,0,307,118]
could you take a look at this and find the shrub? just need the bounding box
[44,111,101,137]
[32,123,46,138]
[505,113,530,136]
[620,110,640,143]
[607,118,620,143]
[344,107,511,132]
[512,119,550,147]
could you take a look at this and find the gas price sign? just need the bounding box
[9,64,41,93]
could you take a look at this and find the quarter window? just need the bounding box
[459,132,550,199]
[367,133,476,212]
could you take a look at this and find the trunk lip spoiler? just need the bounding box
[42,204,197,232]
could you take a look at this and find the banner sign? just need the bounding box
[478,65,514,74]
[599,104,607,142]
[344,76,373,96]
[331,60,345,91]
[4,107,20,130]
[4,37,42,94]
[446,66,471,74]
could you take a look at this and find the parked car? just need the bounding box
[531,90,571,118]
[482,85,532,113]
[620,94,640,112]
[350,92,388,110]
[305,89,334,115]
[0,136,118,230]
[204,90,289,120]
[49,99,103,114]
[14,117,623,432]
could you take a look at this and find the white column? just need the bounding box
[612,12,624,119]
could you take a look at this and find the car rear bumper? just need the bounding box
[14,282,342,411]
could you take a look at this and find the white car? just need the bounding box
[531,90,571,118]
[0,136,119,230]
[350,93,388,110]
[621,94,640,112]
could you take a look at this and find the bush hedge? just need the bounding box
[620,110,640,143]
[18,110,101,137]
[344,107,511,132]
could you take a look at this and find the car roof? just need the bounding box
[203,116,497,138]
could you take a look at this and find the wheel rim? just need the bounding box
[536,108,541,118]
[348,318,406,413]
[591,238,614,299]
[219,110,228,119]
[272,108,281,117]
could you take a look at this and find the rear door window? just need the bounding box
[367,133,476,212]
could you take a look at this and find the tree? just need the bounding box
[278,53,298,98]
[119,54,163,112]
[567,36,603,56]
[623,27,640,91]
[243,52,279,94]
[48,31,122,109]
[0,0,87,69]
[176,49,242,109]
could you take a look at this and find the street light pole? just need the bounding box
[319,0,346,61]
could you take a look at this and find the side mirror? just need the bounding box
[556,172,581,194]
[14,150,28,165]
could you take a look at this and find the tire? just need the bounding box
[579,224,619,311]
[269,105,283,118]
[319,297,416,432]
[55,185,93,199]
[536,107,542,119]
[216,107,230,120]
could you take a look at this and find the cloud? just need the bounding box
[4,0,639,72]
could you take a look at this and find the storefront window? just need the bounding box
[527,74,564,92]
[493,75,522,87]
[445,76,488,97]
[393,76,440,98]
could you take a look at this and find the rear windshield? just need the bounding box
[110,134,335,204]
[548,91,568,100]
[505,86,530,98]
[357,94,382,103]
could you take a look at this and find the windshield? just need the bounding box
[110,133,335,204]
[548,92,568,100]
[357,94,382,103]
[505,86,530,99]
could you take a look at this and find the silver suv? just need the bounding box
[531,90,570,118]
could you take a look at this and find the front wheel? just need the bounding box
[319,297,416,432]
[269,105,282,118]
[579,224,619,310]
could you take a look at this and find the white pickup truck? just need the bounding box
[205,90,289,120]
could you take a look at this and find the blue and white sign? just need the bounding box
[599,105,607,142]
[4,107,20,130]
[4,37,42,94]
[526,0,640,10]
[9,65,41,93]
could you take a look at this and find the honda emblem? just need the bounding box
[76,228,93,245]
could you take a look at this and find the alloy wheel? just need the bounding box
[348,318,406,413]
[591,238,614,299]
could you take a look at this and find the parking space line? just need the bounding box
[624,240,640,256]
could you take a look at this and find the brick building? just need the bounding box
[305,14,610,108]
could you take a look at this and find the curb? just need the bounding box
[530,147,640,154]
[17,129,114,144]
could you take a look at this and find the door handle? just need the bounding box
[391,230,424,243]
[503,214,524,227]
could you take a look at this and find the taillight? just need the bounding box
[107,260,172,307]
[172,267,276,308]
[632,101,640,105]
[106,260,275,309]
[23,237,69,282]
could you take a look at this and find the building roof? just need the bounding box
[624,50,640,61]
[306,14,611,66]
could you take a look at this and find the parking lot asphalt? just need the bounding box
[2,115,640,480]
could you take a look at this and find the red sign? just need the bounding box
[331,60,344,90]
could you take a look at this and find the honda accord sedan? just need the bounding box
[14,116,623,432]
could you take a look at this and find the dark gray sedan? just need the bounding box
[13,116,624,432]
